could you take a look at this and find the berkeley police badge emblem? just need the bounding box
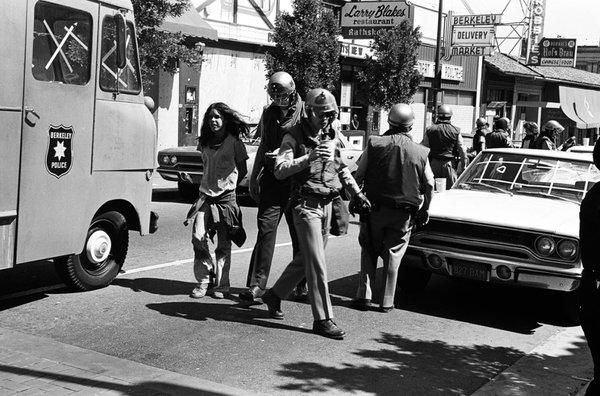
[46,125,74,178]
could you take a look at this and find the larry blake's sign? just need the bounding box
[340,1,411,39]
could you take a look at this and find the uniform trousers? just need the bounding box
[192,210,231,291]
[356,206,412,308]
[247,179,299,289]
[271,201,333,320]
[430,158,457,190]
[580,271,600,395]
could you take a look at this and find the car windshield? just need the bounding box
[455,152,600,203]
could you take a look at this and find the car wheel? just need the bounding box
[55,211,128,291]
[178,181,198,200]
[397,266,431,293]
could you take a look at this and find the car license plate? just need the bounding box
[450,260,489,282]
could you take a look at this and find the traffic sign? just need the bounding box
[452,26,495,47]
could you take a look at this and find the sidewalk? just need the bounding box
[474,326,593,395]
[0,324,593,396]
[0,327,256,396]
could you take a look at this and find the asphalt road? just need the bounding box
[0,187,582,394]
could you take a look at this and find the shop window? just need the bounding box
[32,1,92,85]
[458,92,475,106]
[99,16,141,94]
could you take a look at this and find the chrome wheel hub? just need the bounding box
[85,230,111,264]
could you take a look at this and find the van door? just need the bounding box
[17,0,97,264]
[0,0,27,269]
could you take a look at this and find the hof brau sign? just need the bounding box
[340,1,411,39]
[538,38,577,66]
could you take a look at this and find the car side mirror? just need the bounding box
[115,13,127,69]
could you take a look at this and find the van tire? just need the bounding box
[397,266,431,293]
[55,211,128,291]
[178,181,198,200]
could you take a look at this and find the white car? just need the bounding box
[402,148,600,317]
[568,145,594,155]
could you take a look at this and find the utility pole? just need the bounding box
[432,0,444,120]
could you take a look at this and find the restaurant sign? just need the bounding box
[340,1,411,39]
[537,38,577,66]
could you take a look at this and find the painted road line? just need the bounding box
[121,241,294,275]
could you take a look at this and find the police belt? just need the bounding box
[371,201,418,214]
[295,192,336,209]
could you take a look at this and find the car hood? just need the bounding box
[158,146,199,155]
[429,189,580,237]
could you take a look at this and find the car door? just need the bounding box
[17,0,97,263]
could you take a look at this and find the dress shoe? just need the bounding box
[380,306,394,313]
[262,289,284,320]
[189,284,208,299]
[290,283,309,302]
[350,298,371,311]
[239,285,264,301]
[313,319,345,340]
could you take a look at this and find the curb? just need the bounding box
[0,326,258,395]
[473,327,593,395]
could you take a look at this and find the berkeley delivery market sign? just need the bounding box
[340,1,411,39]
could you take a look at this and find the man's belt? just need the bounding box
[371,201,417,214]
[296,193,335,209]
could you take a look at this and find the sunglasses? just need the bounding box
[315,111,336,120]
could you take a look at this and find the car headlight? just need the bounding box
[557,239,578,260]
[170,155,178,165]
[161,155,170,165]
[535,236,556,256]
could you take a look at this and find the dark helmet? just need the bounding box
[494,117,511,131]
[305,88,338,114]
[437,104,453,120]
[267,71,295,106]
[388,103,414,130]
[476,117,488,128]
[542,120,564,135]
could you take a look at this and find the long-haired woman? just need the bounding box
[186,102,249,299]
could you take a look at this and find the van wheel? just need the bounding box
[178,181,198,200]
[55,211,128,291]
[398,266,431,293]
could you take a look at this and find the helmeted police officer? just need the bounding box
[240,71,305,302]
[533,120,576,151]
[261,88,369,340]
[421,104,467,190]
[351,104,434,312]
[472,117,489,155]
[579,140,600,395]
[485,117,513,149]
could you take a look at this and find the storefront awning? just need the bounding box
[559,86,600,129]
[161,7,218,42]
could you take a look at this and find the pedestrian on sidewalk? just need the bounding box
[521,121,539,149]
[421,104,467,190]
[579,140,600,396]
[186,102,249,299]
[240,71,307,303]
[261,88,369,340]
[351,104,434,313]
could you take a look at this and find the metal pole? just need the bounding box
[432,0,444,120]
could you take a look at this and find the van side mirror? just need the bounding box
[115,13,127,69]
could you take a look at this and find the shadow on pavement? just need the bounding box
[146,301,313,336]
[274,332,591,395]
[112,277,196,296]
[329,272,575,334]
[0,364,227,396]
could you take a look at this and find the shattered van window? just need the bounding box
[32,1,92,85]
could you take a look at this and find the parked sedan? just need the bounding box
[401,148,600,317]
[156,134,362,199]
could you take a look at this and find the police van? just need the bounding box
[1,0,157,290]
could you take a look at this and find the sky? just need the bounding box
[412,0,600,48]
